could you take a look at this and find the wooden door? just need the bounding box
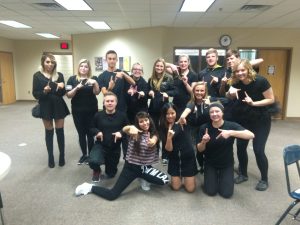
[0,52,16,104]
[258,49,290,119]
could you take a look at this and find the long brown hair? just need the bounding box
[40,53,59,81]
[149,58,166,91]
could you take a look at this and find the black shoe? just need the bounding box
[234,175,248,184]
[59,156,65,167]
[255,180,268,191]
[48,156,55,168]
[77,155,87,165]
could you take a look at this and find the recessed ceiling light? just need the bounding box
[85,21,111,30]
[0,20,31,28]
[180,0,216,12]
[35,33,60,39]
[54,0,92,10]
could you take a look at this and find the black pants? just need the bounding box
[237,117,271,182]
[89,143,121,178]
[91,161,169,200]
[72,110,96,156]
[204,163,234,198]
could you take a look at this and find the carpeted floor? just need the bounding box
[0,100,300,225]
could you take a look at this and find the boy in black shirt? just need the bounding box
[98,50,135,113]
[89,92,129,182]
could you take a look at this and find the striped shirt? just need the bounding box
[125,132,158,165]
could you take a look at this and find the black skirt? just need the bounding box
[40,94,70,120]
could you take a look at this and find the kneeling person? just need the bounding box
[88,92,129,182]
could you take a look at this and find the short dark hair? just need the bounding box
[105,50,117,58]
[226,49,240,59]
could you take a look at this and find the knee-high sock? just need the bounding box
[45,129,54,167]
[56,128,65,166]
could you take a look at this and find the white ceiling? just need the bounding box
[0,0,299,40]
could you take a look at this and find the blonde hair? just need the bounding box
[150,58,166,91]
[230,59,256,85]
[40,53,59,81]
[76,59,92,81]
[189,81,209,103]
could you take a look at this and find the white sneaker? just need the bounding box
[75,182,93,196]
[140,179,151,191]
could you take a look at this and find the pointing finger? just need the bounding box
[205,128,208,134]
[244,91,249,98]
[216,133,222,139]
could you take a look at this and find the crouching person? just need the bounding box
[88,92,129,182]
[75,111,169,200]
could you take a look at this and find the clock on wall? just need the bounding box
[219,35,232,47]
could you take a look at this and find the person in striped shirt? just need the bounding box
[75,111,169,200]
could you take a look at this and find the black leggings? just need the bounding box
[204,163,234,198]
[91,161,169,201]
[72,110,96,156]
[237,117,271,182]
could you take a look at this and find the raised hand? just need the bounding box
[147,133,157,147]
[148,90,155,98]
[242,91,253,105]
[160,92,169,99]
[176,117,186,130]
[228,86,241,99]
[128,126,142,141]
[210,75,219,85]
[202,128,210,143]
[112,132,122,143]
[44,82,51,93]
[96,131,103,142]
[108,76,116,91]
[216,129,231,139]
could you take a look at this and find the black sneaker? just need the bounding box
[234,175,248,184]
[77,155,87,165]
[255,180,268,191]
[92,171,100,183]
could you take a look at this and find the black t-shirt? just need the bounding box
[90,110,129,149]
[198,121,244,168]
[198,65,226,97]
[98,69,128,112]
[173,71,197,111]
[125,76,149,113]
[66,75,98,112]
[232,75,271,123]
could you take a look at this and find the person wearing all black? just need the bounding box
[197,102,254,198]
[148,58,176,165]
[32,53,70,168]
[226,59,274,191]
[88,92,129,182]
[97,50,135,113]
[125,62,149,124]
[161,103,197,192]
[198,48,226,98]
[166,55,198,115]
[66,59,100,165]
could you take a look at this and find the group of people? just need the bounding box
[32,48,275,201]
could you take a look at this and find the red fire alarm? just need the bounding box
[60,42,69,49]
